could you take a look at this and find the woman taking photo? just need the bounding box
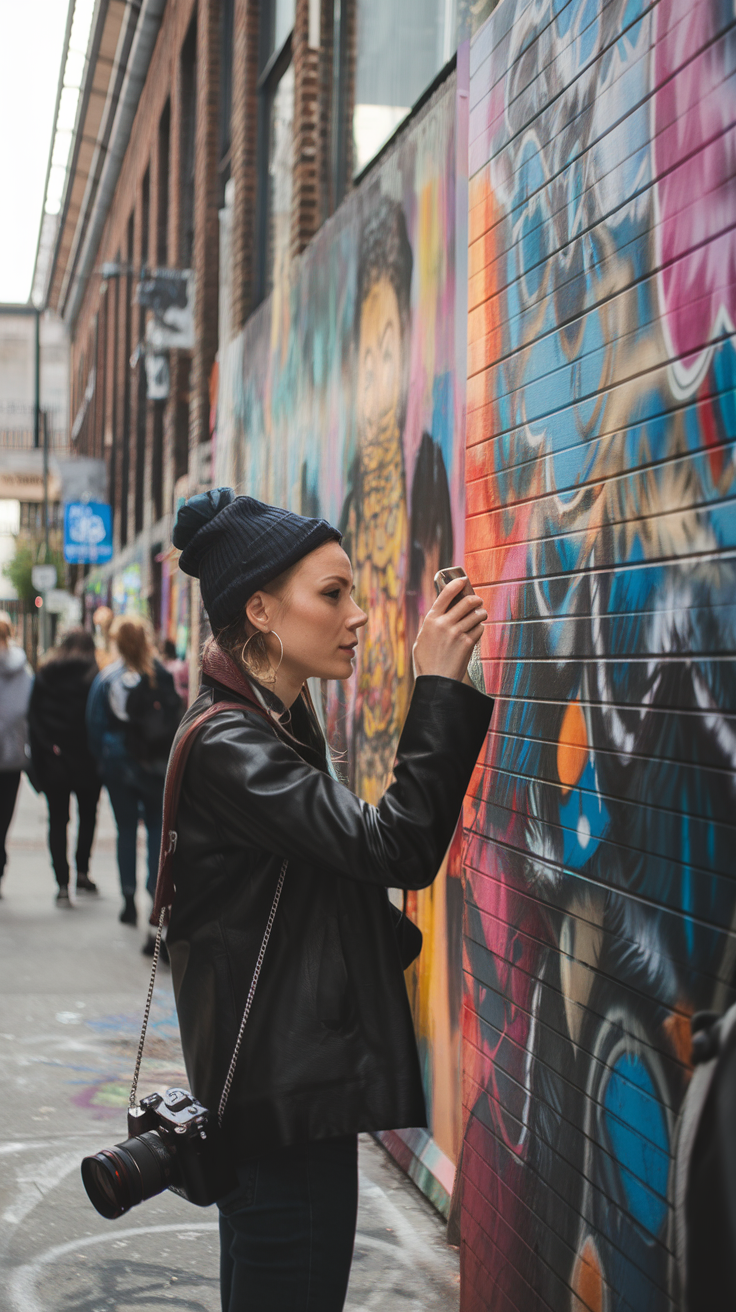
[28,627,101,904]
[86,615,181,932]
[165,489,492,1312]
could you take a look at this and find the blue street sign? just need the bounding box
[63,502,113,564]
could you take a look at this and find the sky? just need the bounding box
[0,0,93,305]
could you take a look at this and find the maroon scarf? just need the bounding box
[201,641,273,705]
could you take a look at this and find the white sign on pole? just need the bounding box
[45,589,71,614]
[31,564,57,591]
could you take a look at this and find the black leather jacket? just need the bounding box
[167,673,492,1161]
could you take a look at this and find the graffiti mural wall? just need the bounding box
[216,74,469,1194]
[459,0,736,1308]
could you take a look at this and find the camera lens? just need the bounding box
[81,1131,175,1219]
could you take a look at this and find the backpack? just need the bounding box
[124,662,183,766]
[674,1004,736,1310]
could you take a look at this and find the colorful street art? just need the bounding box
[111,561,144,615]
[215,78,469,1188]
[458,0,736,1307]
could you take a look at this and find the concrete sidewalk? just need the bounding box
[0,778,460,1311]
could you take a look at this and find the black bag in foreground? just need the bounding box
[675,1003,736,1311]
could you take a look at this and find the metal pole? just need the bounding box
[42,409,50,654]
[42,409,50,558]
[34,309,40,449]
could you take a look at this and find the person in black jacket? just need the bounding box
[28,628,101,905]
[165,489,492,1312]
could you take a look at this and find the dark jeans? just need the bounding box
[0,771,21,880]
[106,770,163,898]
[217,1135,358,1312]
[45,783,101,888]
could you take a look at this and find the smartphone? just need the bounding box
[433,565,485,693]
[434,566,475,608]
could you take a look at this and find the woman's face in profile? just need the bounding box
[262,541,367,685]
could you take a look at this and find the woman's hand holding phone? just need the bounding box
[412,573,487,683]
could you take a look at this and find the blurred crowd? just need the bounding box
[0,607,188,957]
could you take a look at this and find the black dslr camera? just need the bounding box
[81,1088,237,1219]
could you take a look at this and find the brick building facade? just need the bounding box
[43,0,397,653]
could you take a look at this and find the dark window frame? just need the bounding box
[219,0,235,199]
[254,25,293,305]
[179,17,198,270]
[135,170,150,536]
[157,99,171,266]
[109,250,120,543]
[121,217,134,549]
[330,0,352,209]
[151,400,164,521]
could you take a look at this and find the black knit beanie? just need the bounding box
[174,488,342,631]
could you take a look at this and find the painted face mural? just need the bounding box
[215,81,469,1183]
[458,0,736,1308]
[342,201,413,804]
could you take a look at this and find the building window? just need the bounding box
[109,254,120,536]
[219,0,235,198]
[135,171,150,536]
[121,215,134,549]
[262,0,296,65]
[256,0,296,299]
[266,61,294,291]
[180,19,197,268]
[157,100,170,266]
[352,0,457,176]
[152,401,164,521]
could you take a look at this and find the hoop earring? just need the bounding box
[240,629,284,682]
[269,630,284,674]
[240,630,265,673]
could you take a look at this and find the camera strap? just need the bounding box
[130,859,287,1125]
[130,690,288,1123]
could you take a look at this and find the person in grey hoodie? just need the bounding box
[0,613,33,896]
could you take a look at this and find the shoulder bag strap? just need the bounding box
[152,696,271,924]
[129,696,287,1117]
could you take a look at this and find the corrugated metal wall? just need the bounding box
[455,0,736,1308]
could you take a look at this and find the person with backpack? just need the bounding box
[86,614,182,939]
[0,612,33,897]
[28,627,101,905]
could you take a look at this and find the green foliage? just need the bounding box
[3,538,66,603]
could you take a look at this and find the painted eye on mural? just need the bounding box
[361,348,376,418]
[380,319,396,393]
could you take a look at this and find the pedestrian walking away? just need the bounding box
[92,605,116,669]
[0,612,33,897]
[28,627,102,906]
[86,615,182,936]
[161,636,189,704]
[133,488,492,1312]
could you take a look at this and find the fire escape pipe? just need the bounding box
[56,0,137,316]
[64,0,167,329]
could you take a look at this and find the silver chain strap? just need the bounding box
[128,861,287,1122]
[129,907,167,1109]
[218,857,287,1125]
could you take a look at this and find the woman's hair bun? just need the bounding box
[173,487,236,554]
